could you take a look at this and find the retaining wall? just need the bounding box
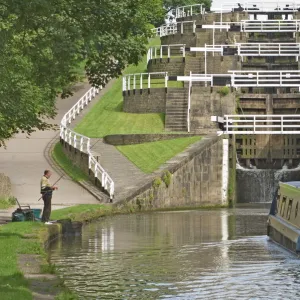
[117,135,224,209]
[123,88,166,113]
[104,133,198,145]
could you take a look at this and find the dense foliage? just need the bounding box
[0,0,164,144]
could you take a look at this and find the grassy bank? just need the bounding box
[52,143,89,182]
[75,37,164,138]
[51,204,113,222]
[117,136,202,173]
[0,221,78,300]
[0,203,114,299]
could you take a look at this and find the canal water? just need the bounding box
[49,209,300,299]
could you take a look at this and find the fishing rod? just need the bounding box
[38,174,64,201]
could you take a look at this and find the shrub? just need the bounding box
[218,86,230,97]
[152,177,162,188]
[162,171,172,187]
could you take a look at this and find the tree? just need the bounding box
[0,0,164,145]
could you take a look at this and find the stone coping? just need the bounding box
[103,133,201,146]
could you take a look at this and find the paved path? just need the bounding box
[90,138,151,201]
[0,82,100,221]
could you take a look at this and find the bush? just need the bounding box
[162,171,172,187]
[218,86,230,97]
[152,177,162,188]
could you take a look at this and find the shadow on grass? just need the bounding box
[0,272,32,300]
[0,232,25,239]
[112,101,123,112]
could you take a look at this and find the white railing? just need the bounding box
[236,43,300,57]
[122,72,168,92]
[60,87,115,199]
[241,19,300,32]
[213,114,300,134]
[152,21,196,37]
[152,23,177,37]
[173,4,205,18]
[229,70,300,87]
[213,1,300,13]
[147,44,185,64]
[208,20,300,32]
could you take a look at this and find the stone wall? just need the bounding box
[60,141,110,197]
[206,55,241,74]
[161,33,197,48]
[117,135,224,209]
[104,133,197,145]
[148,58,185,76]
[0,173,11,198]
[190,87,236,132]
[123,89,166,113]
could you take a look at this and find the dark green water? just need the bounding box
[49,209,300,299]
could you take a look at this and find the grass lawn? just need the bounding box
[74,37,166,138]
[117,136,202,173]
[52,143,89,182]
[0,222,47,300]
[74,38,201,173]
[51,204,112,222]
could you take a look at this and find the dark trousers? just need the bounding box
[42,193,52,222]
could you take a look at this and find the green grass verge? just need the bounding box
[74,37,167,138]
[52,143,89,182]
[117,136,202,173]
[0,222,47,300]
[51,204,113,222]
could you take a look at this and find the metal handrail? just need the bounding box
[60,87,115,199]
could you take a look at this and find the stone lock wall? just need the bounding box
[148,58,185,76]
[123,88,167,113]
[118,136,224,210]
[0,173,12,198]
[190,87,236,132]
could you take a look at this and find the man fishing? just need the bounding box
[40,170,58,222]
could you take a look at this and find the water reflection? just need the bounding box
[49,209,300,299]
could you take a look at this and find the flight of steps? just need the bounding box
[165,88,189,132]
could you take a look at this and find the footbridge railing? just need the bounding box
[211,114,300,134]
[230,70,300,87]
[123,70,300,92]
[147,43,300,63]
[153,19,300,37]
[213,1,300,13]
[60,87,115,199]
